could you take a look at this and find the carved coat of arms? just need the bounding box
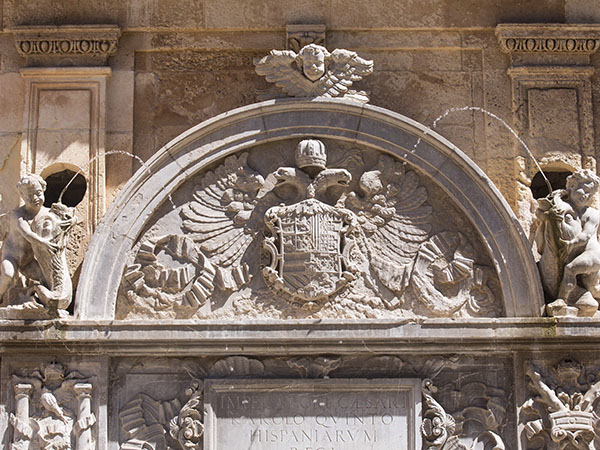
[262,197,357,302]
[122,137,500,318]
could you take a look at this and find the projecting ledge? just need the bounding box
[0,317,597,355]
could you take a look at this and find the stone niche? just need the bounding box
[76,98,543,320]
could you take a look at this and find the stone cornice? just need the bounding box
[496,23,600,54]
[11,24,121,66]
[0,318,597,355]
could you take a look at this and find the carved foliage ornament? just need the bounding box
[254,43,373,101]
[522,359,600,449]
[10,362,96,450]
[422,379,506,450]
[122,139,500,319]
[120,381,204,450]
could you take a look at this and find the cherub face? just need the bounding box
[21,183,45,209]
[302,50,326,81]
[570,180,597,208]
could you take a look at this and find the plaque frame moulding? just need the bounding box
[204,378,422,450]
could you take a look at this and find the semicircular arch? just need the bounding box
[76,98,543,319]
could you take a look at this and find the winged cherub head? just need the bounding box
[297,44,330,81]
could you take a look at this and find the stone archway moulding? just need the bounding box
[76,98,544,319]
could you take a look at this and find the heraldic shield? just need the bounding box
[262,198,356,302]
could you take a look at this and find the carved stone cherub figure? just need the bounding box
[254,43,374,102]
[534,169,600,317]
[0,174,76,317]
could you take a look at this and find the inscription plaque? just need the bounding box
[204,379,422,450]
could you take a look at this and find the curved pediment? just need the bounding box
[76,98,543,319]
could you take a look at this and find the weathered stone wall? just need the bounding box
[2,2,600,450]
[0,0,599,215]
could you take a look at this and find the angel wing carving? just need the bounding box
[254,44,373,101]
[180,153,269,290]
[346,154,432,294]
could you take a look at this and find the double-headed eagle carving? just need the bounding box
[254,44,374,101]
[175,139,496,315]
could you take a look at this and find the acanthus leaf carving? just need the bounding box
[120,381,204,450]
[422,379,456,450]
[169,383,203,450]
[422,379,507,450]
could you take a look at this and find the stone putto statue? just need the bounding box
[254,43,374,102]
[0,174,76,318]
[534,169,600,317]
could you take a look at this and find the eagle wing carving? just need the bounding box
[180,153,269,290]
[347,154,432,294]
[253,50,317,97]
[319,49,373,98]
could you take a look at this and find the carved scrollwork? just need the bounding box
[169,383,203,450]
[123,235,215,313]
[422,379,456,450]
[422,379,507,450]
[522,359,600,449]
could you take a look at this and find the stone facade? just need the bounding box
[2,1,600,449]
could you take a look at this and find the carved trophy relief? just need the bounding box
[0,174,77,319]
[10,362,97,450]
[123,235,215,314]
[120,381,204,450]
[521,359,600,450]
[254,43,373,102]
[118,139,502,320]
[422,379,507,450]
[534,169,600,317]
